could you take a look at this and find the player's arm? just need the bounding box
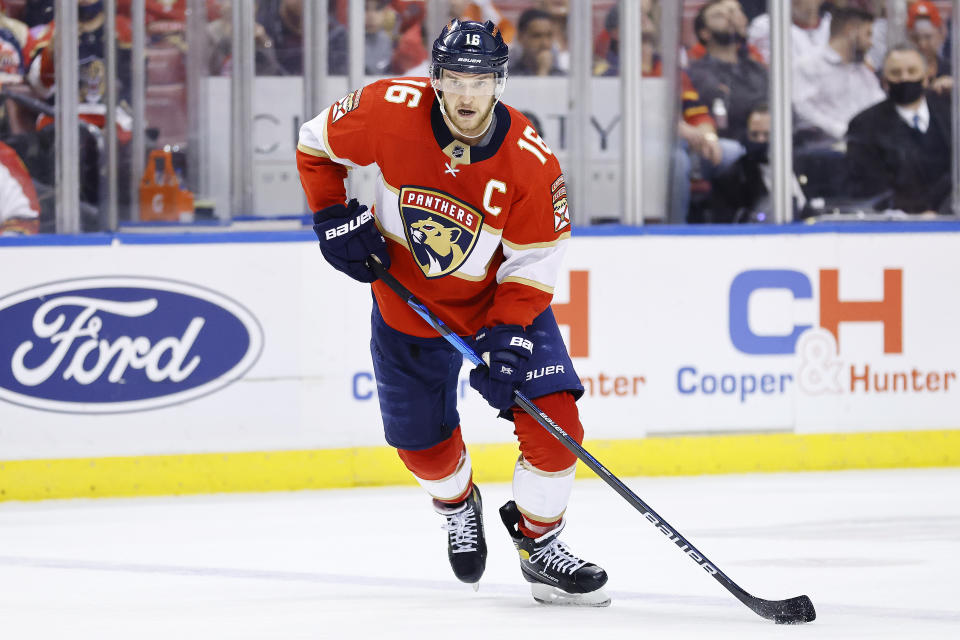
[296,83,382,210]
[297,83,389,282]
[469,151,569,411]
[485,154,570,329]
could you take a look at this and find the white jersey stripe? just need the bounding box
[497,239,568,290]
[298,107,361,169]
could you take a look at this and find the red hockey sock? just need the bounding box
[512,391,584,472]
[397,427,473,504]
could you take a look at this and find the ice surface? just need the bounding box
[1,468,958,639]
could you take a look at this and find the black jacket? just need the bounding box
[845,93,953,213]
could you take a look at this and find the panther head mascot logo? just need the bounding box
[409,218,466,276]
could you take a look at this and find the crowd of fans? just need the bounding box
[0,0,956,235]
[310,0,954,223]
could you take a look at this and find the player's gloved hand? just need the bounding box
[312,199,390,283]
[469,325,534,411]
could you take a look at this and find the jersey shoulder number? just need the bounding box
[383,78,429,108]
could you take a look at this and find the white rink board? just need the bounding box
[0,230,958,461]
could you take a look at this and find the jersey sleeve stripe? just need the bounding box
[501,276,554,294]
[296,142,329,158]
[496,240,567,291]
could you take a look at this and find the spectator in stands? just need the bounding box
[846,43,953,214]
[0,139,39,235]
[18,0,52,28]
[710,103,810,223]
[687,0,769,143]
[388,1,428,74]
[27,0,135,226]
[0,5,31,85]
[209,0,348,76]
[509,8,564,76]
[599,3,740,223]
[450,0,515,44]
[688,0,765,65]
[255,0,307,75]
[792,7,884,146]
[907,1,952,94]
[537,0,569,73]
[363,0,394,75]
[748,0,831,66]
[0,5,35,137]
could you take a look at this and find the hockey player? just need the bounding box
[296,19,608,606]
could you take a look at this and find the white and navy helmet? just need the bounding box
[430,19,508,98]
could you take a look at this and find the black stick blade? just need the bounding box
[769,595,816,624]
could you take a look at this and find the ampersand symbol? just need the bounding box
[797,329,843,394]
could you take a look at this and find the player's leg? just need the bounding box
[396,427,486,585]
[370,303,486,585]
[498,308,609,605]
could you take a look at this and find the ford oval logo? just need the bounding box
[0,277,263,414]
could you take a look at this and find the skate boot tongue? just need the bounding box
[433,486,487,586]
[528,526,587,576]
[440,505,480,552]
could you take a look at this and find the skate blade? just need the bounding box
[471,582,479,592]
[530,583,611,607]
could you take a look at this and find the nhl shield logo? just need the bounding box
[399,187,484,278]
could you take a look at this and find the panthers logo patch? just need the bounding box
[399,187,484,278]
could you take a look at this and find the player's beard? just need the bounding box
[442,94,496,141]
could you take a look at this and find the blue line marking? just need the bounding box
[2,220,958,247]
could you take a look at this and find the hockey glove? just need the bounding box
[312,199,390,283]
[469,325,534,411]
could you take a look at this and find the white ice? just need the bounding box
[1,468,958,639]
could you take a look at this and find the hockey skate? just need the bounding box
[499,500,610,606]
[434,485,487,589]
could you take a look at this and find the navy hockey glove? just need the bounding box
[469,325,534,411]
[312,199,390,283]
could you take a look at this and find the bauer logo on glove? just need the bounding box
[323,210,374,240]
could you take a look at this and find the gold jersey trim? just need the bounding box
[502,232,571,251]
[297,142,329,158]
[519,456,577,478]
[502,276,554,294]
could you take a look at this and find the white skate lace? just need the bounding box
[529,539,587,575]
[441,506,479,553]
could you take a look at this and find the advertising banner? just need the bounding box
[1,230,958,465]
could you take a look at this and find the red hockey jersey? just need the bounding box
[297,78,571,338]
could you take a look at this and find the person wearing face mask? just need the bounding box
[686,0,768,143]
[845,43,953,214]
[792,7,884,147]
[709,103,810,223]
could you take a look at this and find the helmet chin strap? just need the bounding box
[434,88,499,142]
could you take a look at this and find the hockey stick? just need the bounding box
[366,257,815,624]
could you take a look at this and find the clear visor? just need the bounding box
[431,73,504,97]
